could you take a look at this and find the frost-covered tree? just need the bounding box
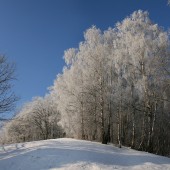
[51,26,117,143]
[114,10,170,151]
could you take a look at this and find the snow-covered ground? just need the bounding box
[0,138,170,170]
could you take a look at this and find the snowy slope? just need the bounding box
[0,138,170,170]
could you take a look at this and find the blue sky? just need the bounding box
[0,0,169,115]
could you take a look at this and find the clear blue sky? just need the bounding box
[0,0,169,115]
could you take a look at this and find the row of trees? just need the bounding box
[1,96,64,144]
[49,10,170,155]
[1,10,170,156]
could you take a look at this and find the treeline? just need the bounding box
[50,10,170,156]
[1,96,64,143]
[1,11,170,156]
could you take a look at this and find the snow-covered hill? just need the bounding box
[0,138,170,170]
